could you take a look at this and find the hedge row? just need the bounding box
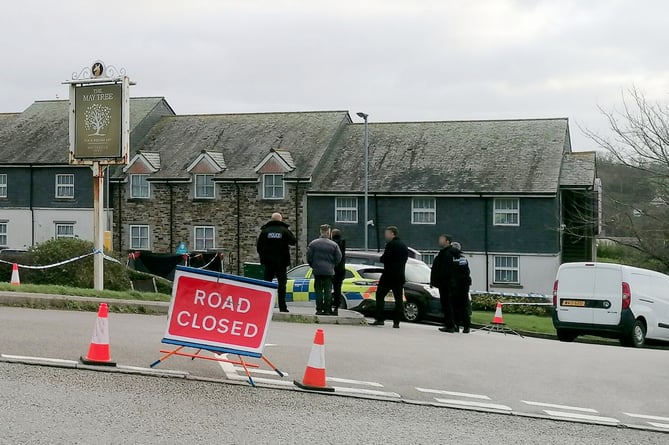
[471,292,552,316]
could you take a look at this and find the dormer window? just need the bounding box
[130,174,150,199]
[194,174,215,199]
[263,174,284,200]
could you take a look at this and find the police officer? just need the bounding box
[451,242,472,333]
[257,213,297,313]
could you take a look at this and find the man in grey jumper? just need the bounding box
[307,224,342,315]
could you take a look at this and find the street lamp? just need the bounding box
[356,112,369,251]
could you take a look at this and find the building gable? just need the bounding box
[255,149,295,174]
[186,151,226,174]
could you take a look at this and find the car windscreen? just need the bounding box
[359,269,383,281]
[405,262,431,284]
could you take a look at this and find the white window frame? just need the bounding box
[421,251,438,266]
[130,174,150,199]
[335,197,358,223]
[262,174,284,200]
[194,225,216,251]
[194,174,215,199]
[0,221,7,247]
[493,198,520,226]
[0,174,7,198]
[493,255,520,284]
[55,223,75,239]
[129,225,150,250]
[55,174,75,199]
[411,198,437,225]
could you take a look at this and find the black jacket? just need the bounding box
[332,236,346,275]
[380,237,409,285]
[451,248,472,293]
[256,220,297,267]
[430,245,456,289]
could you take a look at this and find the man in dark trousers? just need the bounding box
[451,241,472,333]
[307,224,342,315]
[431,234,458,333]
[331,228,346,316]
[372,226,409,328]
[257,212,297,313]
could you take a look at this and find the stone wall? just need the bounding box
[112,180,308,274]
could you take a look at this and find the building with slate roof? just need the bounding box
[308,118,599,294]
[109,111,351,273]
[0,98,174,248]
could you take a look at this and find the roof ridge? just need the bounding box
[33,96,166,104]
[350,117,569,125]
[164,110,349,118]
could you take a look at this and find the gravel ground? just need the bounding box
[0,363,666,445]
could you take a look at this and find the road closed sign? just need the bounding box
[162,266,277,357]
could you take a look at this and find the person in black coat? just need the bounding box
[430,234,458,333]
[451,242,472,333]
[372,226,409,328]
[256,213,297,313]
[331,229,346,316]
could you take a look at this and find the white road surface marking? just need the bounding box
[648,422,669,429]
[0,354,78,366]
[521,400,598,413]
[232,366,289,377]
[333,387,401,398]
[328,377,384,387]
[416,387,491,400]
[434,398,512,411]
[543,410,620,423]
[623,412,669,422]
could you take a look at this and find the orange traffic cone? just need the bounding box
[294,329,334,392]
[80,303,116,366]
[10,263,20,286]
[492,302,504,325]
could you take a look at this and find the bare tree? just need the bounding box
[583,87,669,267]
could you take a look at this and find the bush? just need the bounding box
[471,292,552,316]
[26,238,130,290]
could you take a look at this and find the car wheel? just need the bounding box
[556,329,578,342]
[621,319,646,348]
[403,300,422,323]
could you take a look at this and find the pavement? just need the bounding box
[0,290,366,325]
[0,306,668,435]
[3,363,667,445]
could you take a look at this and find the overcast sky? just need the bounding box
[2,0,668,151]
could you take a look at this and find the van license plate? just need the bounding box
[562,300,586,307]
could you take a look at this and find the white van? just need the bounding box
[552,262,669,347]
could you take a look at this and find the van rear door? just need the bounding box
[556,264,596,324]
[592,266,624,325]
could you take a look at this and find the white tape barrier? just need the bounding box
[0,250,121,270]
[471,290,549,299]
[497,302,553,307]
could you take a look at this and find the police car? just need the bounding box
[285,263,382,309]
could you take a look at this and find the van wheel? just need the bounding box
[557,329,578,342]
[621,319,646,348]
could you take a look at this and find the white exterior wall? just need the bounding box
[462,252,560,296]
[1,208,112,248]
[0,209,32,249]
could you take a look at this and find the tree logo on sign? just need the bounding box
[84,103,112,136]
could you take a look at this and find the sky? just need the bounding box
[2,0,669,151]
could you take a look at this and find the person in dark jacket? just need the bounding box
[331,229,346,316]
[307,224,342,315]
[451,242,472,333]
[257,213,297,313]
[430,234,458,333]
[372,226,409,328]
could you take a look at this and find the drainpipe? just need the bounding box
[483,196,490,291]
[29,164,34,247]
[374,192,380,252]
[169,183,174,252]
[295,179,300,266]
[117,181,123,252]
[235,181,241,275]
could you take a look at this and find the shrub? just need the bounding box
[471,292,552,316]
[24,238,130,290]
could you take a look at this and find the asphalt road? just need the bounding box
[1,307,668,434]
[2,363,667,445]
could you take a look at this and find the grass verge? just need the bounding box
[471,310,555,335]
[0,282,171,302]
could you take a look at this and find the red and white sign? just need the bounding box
[162,267,276,356]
